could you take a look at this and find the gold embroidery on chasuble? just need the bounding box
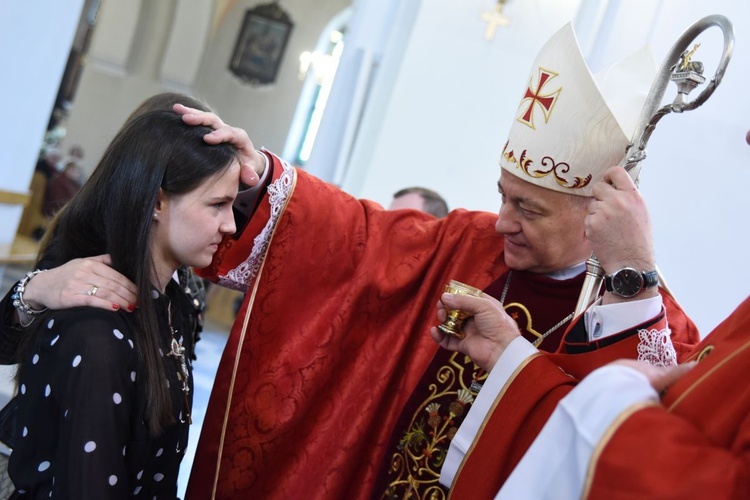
[380,352,486,500]
[377,270,582,499]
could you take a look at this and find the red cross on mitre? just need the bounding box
[517,67,561,130]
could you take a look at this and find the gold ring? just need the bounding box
[87,285,99,296]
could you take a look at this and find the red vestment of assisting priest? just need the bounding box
[186,152,698,499]
[451,296,750,499]
[585,295,750,499]
[451,299,750,500]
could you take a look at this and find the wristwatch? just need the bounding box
[604,267,659,298]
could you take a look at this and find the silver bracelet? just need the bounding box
[12,269,48,327]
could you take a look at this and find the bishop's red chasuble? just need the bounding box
[187,153,508,499]
[187,152,699,499]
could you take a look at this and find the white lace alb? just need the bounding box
[219,157,295,292]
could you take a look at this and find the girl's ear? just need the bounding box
[153,188,167,220]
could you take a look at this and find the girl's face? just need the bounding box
[151,160,240,289]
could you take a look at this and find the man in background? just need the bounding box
[388,186,449,218]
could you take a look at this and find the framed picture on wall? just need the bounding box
[229,2,294,85]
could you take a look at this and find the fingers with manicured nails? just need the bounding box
[203,126,260,185]
[22,256,138,313]
[239,155,262,185]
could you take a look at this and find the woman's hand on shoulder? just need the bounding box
[24,255,137,313]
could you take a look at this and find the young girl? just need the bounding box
[8,109,239,498]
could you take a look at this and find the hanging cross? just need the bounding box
[167,336,190,396]
[517,68,561,129]
[481,0,510,41]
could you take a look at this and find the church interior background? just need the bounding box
[1,1,749,496]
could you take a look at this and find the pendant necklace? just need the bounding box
[500,271,574,348]
[166,299,192,425]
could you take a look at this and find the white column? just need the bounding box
[303,0,416,183]
[0,0,85,250]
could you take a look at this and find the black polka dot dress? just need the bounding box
[9,284,193,499]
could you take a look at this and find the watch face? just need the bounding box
[611,268,643,298]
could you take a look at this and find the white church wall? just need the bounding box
[87,0,142,74]
[160,0,214,89]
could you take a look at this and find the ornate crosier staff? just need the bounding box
[574,14,734,317]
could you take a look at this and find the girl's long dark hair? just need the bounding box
[35,108,238,435]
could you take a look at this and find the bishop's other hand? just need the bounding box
[174,104,265,186]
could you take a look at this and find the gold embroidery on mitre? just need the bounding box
[501,140,592,189]
[517,67,561,130]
